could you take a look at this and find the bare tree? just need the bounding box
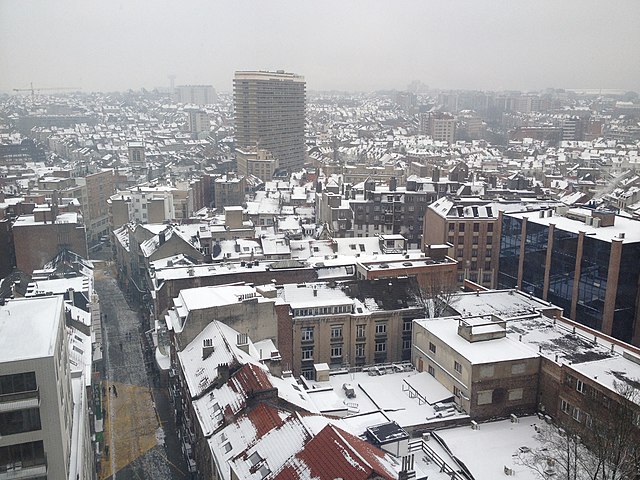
[415,268,459,319]
[517,381,640,480]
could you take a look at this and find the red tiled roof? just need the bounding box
[231,363,274,395]
[273,424,397,480]
[246,403,288,439]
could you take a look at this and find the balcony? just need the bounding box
[0,389,40,414]
[0,461,47,480]
[0,388,39,403]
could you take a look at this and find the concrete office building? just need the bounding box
[0,296,83,479]
[175,85,217,105]
[233,71,306,172]
[498,207,640,346]
[235,148,279,182]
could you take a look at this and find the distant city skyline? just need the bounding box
[1,0,639,95]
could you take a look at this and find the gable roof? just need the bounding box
[273,424,398,480]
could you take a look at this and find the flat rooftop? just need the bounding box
[507,208,640,244]
[304,367,466,429]
[418,317,538,365]
[0,296,63,363]
[448,289,557,318]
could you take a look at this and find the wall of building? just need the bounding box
[14,222,88,274]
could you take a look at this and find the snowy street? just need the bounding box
[95,263,188,480]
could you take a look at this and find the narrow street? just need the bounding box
[94,259,188,480]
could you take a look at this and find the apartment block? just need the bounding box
[234,71,306,172]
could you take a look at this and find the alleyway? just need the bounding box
[94,262,188,480]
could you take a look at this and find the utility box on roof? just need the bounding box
[314,363,330,382]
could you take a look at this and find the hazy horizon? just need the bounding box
[1,0,639,95]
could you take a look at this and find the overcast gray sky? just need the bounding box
[1,0,639,94]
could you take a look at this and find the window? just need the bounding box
[356,324,366,338]
[429,342,437,354]
[477,390,493,405]
[403,320,412,332]
[330,345,342,358]
[331,325,343,339]
[0,409,42,436]
[454,361,462,374]
[301,328,313,342]
[479,365,495,378]
[473,223,479,232]
[375,323,387,335]
[302,369,313,380]
[0,440,45,470]
[448,223,455,232]
[355,343,365,358]
[375,340,386,353]
[453,386,461,397]
[402,338,411,350]
[459,224,465,232]
[585,413,593,428]
[511,363,526,375]
[508,388,524,401]
[576,379,585,394]
[301,347,313,361]
[561,398,570,414]
[487,223,494,232]
[428,365,435,377]
[0,372,37,395]
[572,407,582,422]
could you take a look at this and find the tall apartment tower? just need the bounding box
[233,70,306,172]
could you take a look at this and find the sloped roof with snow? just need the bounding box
[272,424,398,480]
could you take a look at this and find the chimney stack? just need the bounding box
[202,338,214,359]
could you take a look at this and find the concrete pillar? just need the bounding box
[601,239,623,337]
[517,217,527,290]
[542,224,555,301]
[493,212,503,288]
[570,231,585,320]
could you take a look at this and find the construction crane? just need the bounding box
[13,82,80,101]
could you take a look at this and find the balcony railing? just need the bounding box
[0,388,40,404]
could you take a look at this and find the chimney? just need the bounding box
[388,176,397,192]
[202,338,214,359]
[67,287,75,307]
[159,229,166,245]
[266,350,283,377]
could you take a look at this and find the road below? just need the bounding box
[94,261,188,480]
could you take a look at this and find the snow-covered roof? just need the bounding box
[0,296,64,363]
[508,208,640,244]
[448,290,556,318]
[418,316,538,365]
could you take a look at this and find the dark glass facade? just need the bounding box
[499,214,639,344]
[575,237,610,331]
[521,222,548,299]
[546,229,578,319]
[615,243,640,341]
[498,215,521,289]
